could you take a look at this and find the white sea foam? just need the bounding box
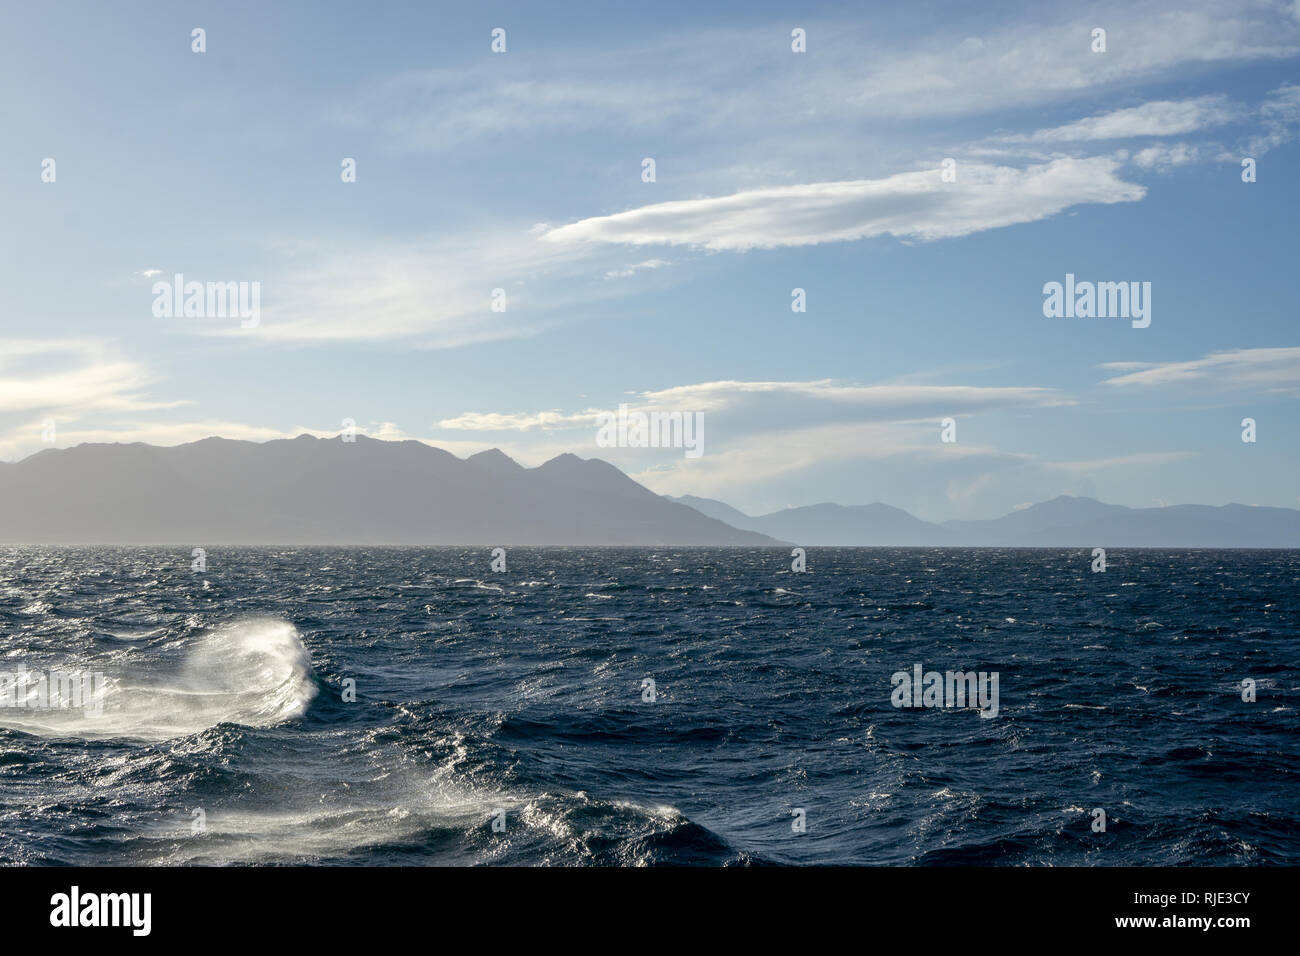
[0,618,316,741]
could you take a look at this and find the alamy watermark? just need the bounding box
[595,404,703,458]
[152,273,260,328]
[0,668,106,717]
[50,886,150,936]
[891,663,999,718]
[1042,274,1150,328]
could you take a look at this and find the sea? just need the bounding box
[0,547,1295,866]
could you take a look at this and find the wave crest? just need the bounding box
[0,618,317,741]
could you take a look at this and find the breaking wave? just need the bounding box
[0,618,317,741]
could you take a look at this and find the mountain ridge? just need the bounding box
[669,492,1300,548]
[0,435,776,546]
[2,436,1295,546]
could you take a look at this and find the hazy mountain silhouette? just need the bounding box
[3,436,1295,546]
[941,496,1300,546]
[0,436,777,545]
[671,493,1300,547]
[672,496,949,545]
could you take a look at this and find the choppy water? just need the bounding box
[0,547,1295,866]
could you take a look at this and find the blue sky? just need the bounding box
[2,0,1298,520]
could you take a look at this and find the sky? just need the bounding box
[2,0,1298,521]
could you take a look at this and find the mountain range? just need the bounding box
[0,435,1295,546]
[671,493,1300,548]
[0,435,772,545]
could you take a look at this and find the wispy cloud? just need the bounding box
[605,259,671,279]
[1007,96,1239,143]
[0,339,174,416]
[1044,451,1198,472]
[542,158,1145,251]
[438,409,603,431]
[634,380,1071,418]
[626,419,1012,500]
[335,3,1300,157]
[1246,82,1300,154]
[195,230,635,346]
[1099,347,1300,393]
[439,379,1071,435]
[1130,142,1202,170]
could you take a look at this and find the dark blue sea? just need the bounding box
[0,547,1296,866]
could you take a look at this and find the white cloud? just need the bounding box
[1012,96,1238,142]
[430,376,1072,500]
[0,339,173,415]
[1131,142,1201,169]
[1099,347,1300,393]
[605,259,671,279]
[195,230,637,346]
[542,158,1145,251]
[428,378,1226,511]
[634,379,1070,418]
[1044,451,1197,472]
[626,419,1013,500]
[439,379,1071,436]
[438,409,602,431]
[189,157,1149,348]
[843,4,1295,118]
[336,3,1300,156]
[1246,82,1300,154]
[369,421,406,440]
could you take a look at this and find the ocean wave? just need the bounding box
[0,617,317,742]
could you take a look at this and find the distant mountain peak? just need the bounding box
[468,447,515,461]
[467,447,524,473]
[539,452,584,467]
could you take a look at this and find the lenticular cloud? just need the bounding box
[541,157,1146,251]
